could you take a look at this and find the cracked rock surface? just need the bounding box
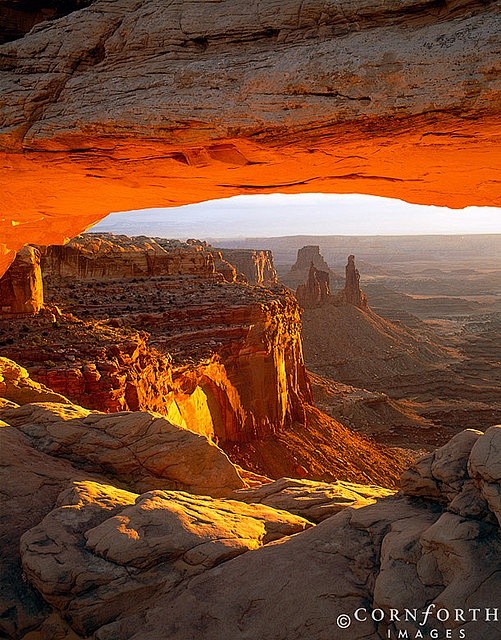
[1,360,499,639]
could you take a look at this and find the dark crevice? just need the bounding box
[0,0,98,45]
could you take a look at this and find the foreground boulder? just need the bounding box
[231,476,393,522]
[21,481,310,636]
[94,428,500,640]
[0,357,69,406]
[0,401,246,497]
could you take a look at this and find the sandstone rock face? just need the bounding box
[3,371,500,640]
[338,254,369,308]
[231,476,394,522]
[42,234,216,280]
[1,401,245,497]
[98,428,500,640]
[0,356,69,405]
[212,251,237,282]
[25,283,312,443]
[296,262,331,308]
[0,245,43,314]
[1,0,499,276]
[20,481,310,637]
[218,249,278,285]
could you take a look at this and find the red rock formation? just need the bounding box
[283,245,342,289]
[42,234,216,279]
[339,254,368,308]
[212,252,237,283]
[1,281,312,444]
[0,0,499,276]
[218,249,278,285]
[295,262,331,308]
[0,245,43,314]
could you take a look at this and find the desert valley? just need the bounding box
[1,0,500,639]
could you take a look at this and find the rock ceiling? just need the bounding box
[1,0,500,276]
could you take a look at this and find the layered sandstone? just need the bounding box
[42,234,216,280]
[1,0,500,276]
[0,245,43,314]
[2,382,499,639]
[218,249,278,285]
[2,401,245,497]
[0,277,312,444]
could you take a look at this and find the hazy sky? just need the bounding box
[92,193,501,238]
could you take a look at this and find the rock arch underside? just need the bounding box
[0,0,500,276]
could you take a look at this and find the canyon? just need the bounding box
[0,234,499,640]
[0,234,412,488]
[0,2,499,639]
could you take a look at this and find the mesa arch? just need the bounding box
[1,0,500,277]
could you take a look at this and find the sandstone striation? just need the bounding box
[42,233,216,280]
[0,245,43,314]
[1,0,500,276]
[1,274,313,444]
[231,476,394,523]
[217,249,278,285]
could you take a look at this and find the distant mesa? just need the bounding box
[39,233,278,287]
[291,246,331,274]
[282,245,342,290]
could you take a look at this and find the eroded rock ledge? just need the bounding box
[1,371,499,639]
[1,0,500,275]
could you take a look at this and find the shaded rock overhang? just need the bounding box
[1,0,500,276]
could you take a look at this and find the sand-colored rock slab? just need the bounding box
[21,480,310,636]
[0,401,245,496]
[0,356,69,405]
[0,420,87,637]
[402,428,484,501]
[97,493,499,640]
[231,476,394,522]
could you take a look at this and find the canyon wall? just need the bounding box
[0,245,43,314]
[42,234,216,279]
[1,286,311,445]
[218,249,278,285]
[1,0,500,276]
